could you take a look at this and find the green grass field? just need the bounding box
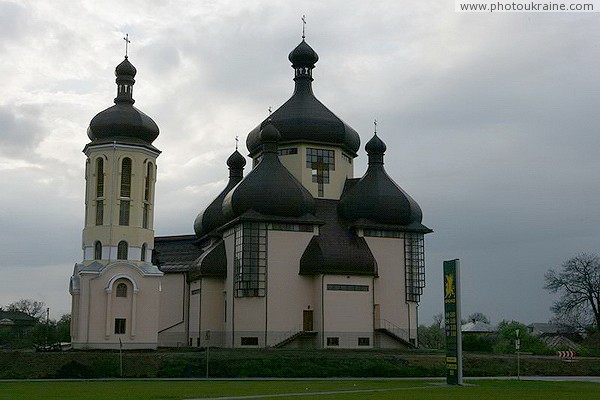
[0,379,598,400]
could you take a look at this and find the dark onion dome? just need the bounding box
[289,39,319,67]
[223,124,315,219]
[87,57,159,145]
[338,134,426,227]
[194,150,246,239]
[246,39,360,157]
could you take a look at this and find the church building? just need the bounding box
[70,37,431,350]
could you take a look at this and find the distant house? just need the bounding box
[0,310,37,337]
[527,323,582,350]
[461,320,496,334]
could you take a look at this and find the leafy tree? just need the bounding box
[5,299,47,321]
[493,320,549,355]
[544,253,600,331]
[418,313,444,349]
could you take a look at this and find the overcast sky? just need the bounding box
[1,0,598,326]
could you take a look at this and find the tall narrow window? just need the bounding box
[120,158,132,198]
[95,158,104,225]
[94,241,102,260]
[405,233,425,302]
[116,283,128,297]
[117,241,128,260]
[234,222,267,297]
[144,162,153,201]
[142,204,149,229]
[96,200,104,226]
[119,200,130,226]
[141,243,147,261]
[96,158,104,198]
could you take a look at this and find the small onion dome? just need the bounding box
[288,39,319,68]
[246,40,360,157]
[87,57,159,145]
[223,124,315,219]
[194,150,246,238]
[115,57,137,77]
[338,134,423,226]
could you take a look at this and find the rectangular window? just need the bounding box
[269,223,313,232]
[119,200,130,226]
[327,284,369,292]
[278,147,298,156]
[96,200,104,226]
[234,223,267,297]
[306,148,335,198]
[363,229,404,238]
[358,337,370,346]
[241,337,259,346]
[326,337,339,346]
[114,318,126,334]
[405,233,425,302]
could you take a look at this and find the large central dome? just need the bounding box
[246,39,360,157]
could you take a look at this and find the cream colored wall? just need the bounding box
[365,236,409,330]
[265,230,315,347]
[188,280,201,345]
[321,275,373,348]
[82,143,158,261]
[72,262,161,350]
[158,273,186,331]
[270,144,354,200]
[223,232,235,347]
[199,278,226,347]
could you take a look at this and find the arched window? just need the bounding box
[116,282,128,298]
[96,158,104,198]
[144,162,153,201]
[120,158,132,198]
[95,158,105,226]
[117,241,128,260]
[94,241,102,260]
[141,243,147,262]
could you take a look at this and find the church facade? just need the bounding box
[70,38,431,350]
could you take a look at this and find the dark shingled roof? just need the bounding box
[153,235,201,272]
[338,134,431,232]
[194,150,246,239]
[224,125,315,220]
[87,57,159,147]
[188,239,227,280]
[246,40,360,157]
[300,199,377,276]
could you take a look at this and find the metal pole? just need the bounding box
[515,329,520,381]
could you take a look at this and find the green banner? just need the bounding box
[444,259,463,385]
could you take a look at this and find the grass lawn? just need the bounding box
[0,379,598,399]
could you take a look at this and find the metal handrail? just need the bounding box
[376,319,410,343]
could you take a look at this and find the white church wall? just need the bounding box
[321,275,373,349]
[265,230,315,347]
[199,278,226,347]
[365,236,408,331]
[157,272,187,347]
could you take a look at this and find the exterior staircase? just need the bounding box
[272,331,318,348]
[375,319,416,348]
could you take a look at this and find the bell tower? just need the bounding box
[70,50,163,350]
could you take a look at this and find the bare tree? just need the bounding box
[545,253,600,331]
[5,299,47,321]
[465,312,490,324]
